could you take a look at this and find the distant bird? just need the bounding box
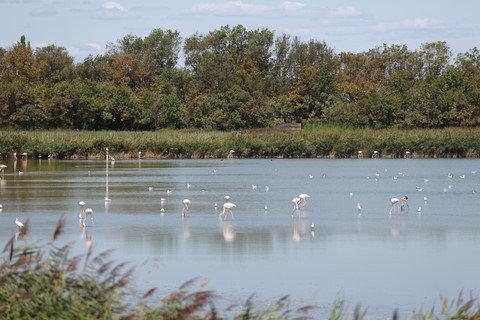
[292,197,301,210]
[390,198,400,215]
[264,205,268,211]
[311,222,315,231]
[415,186,422,192]
[84,208,93,226]
[401,196,409,210]
[18,171,23,175]
[423,196,428,202]
[182,199,191,216]
[79,201,86,219]
[0,164,6,178]
[298,194,310,208]
[417,207,422,213]
[15,218,24,229]
[227,150,235,159]
[357,203,362,213]
[448,173,453,178]
[219,202,236,220]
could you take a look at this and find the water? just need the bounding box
[1,158,479,318]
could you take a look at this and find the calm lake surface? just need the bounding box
[1,158,479,318]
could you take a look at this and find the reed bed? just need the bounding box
[1,128,480,159]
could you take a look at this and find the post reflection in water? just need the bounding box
[0,158,479,319]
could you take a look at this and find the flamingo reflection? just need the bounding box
[222,222,235,242]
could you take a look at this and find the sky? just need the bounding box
[1,0,479,63]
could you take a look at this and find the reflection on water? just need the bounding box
[0,158,480,317]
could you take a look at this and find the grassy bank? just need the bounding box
[1,218,479,319]
[1,128,480,159]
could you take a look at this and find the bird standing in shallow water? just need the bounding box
[219,202,236,220]
[182,199,190,216]
[15,218,24,229]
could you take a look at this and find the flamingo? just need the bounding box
[15,218,24,229]
[0,164,6,179]
[390,198,400,215]
[298,194,310,208]
[84,208,93,226]
[219,202,236,220]
[79,201,86,219]
[182,199,190,216]
[292,197,301,210]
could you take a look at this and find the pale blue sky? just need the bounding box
[1,0,478,63]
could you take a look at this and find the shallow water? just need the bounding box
[1,158,479,318]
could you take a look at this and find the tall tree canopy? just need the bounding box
[1,28,479,130]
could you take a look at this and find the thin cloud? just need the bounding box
[190,1,270,15]
[101,1,129,18]
[280,1,306,12]
[332,6,362,18]
[374,18,438,32]
[29,6,58,17]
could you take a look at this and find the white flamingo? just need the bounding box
[219,202,236,220]
[15,218,24,229]
[298,194,310,208]
[84,208,93,226]
[79,201,86,219]
[292,197,301,210]
[182,199,190,216]
[390,198,400,215]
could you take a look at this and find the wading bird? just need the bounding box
[79,201,86,219]
[84,208,93,226]
[292,197,301,210]
[298,194,310,208]
[182,199,190,216]
[219,202,236,221]
[15,218,24,229]
[390,198,400,215]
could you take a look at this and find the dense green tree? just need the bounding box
[35,45,75,83]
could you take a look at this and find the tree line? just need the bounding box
[1,25,480,131]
